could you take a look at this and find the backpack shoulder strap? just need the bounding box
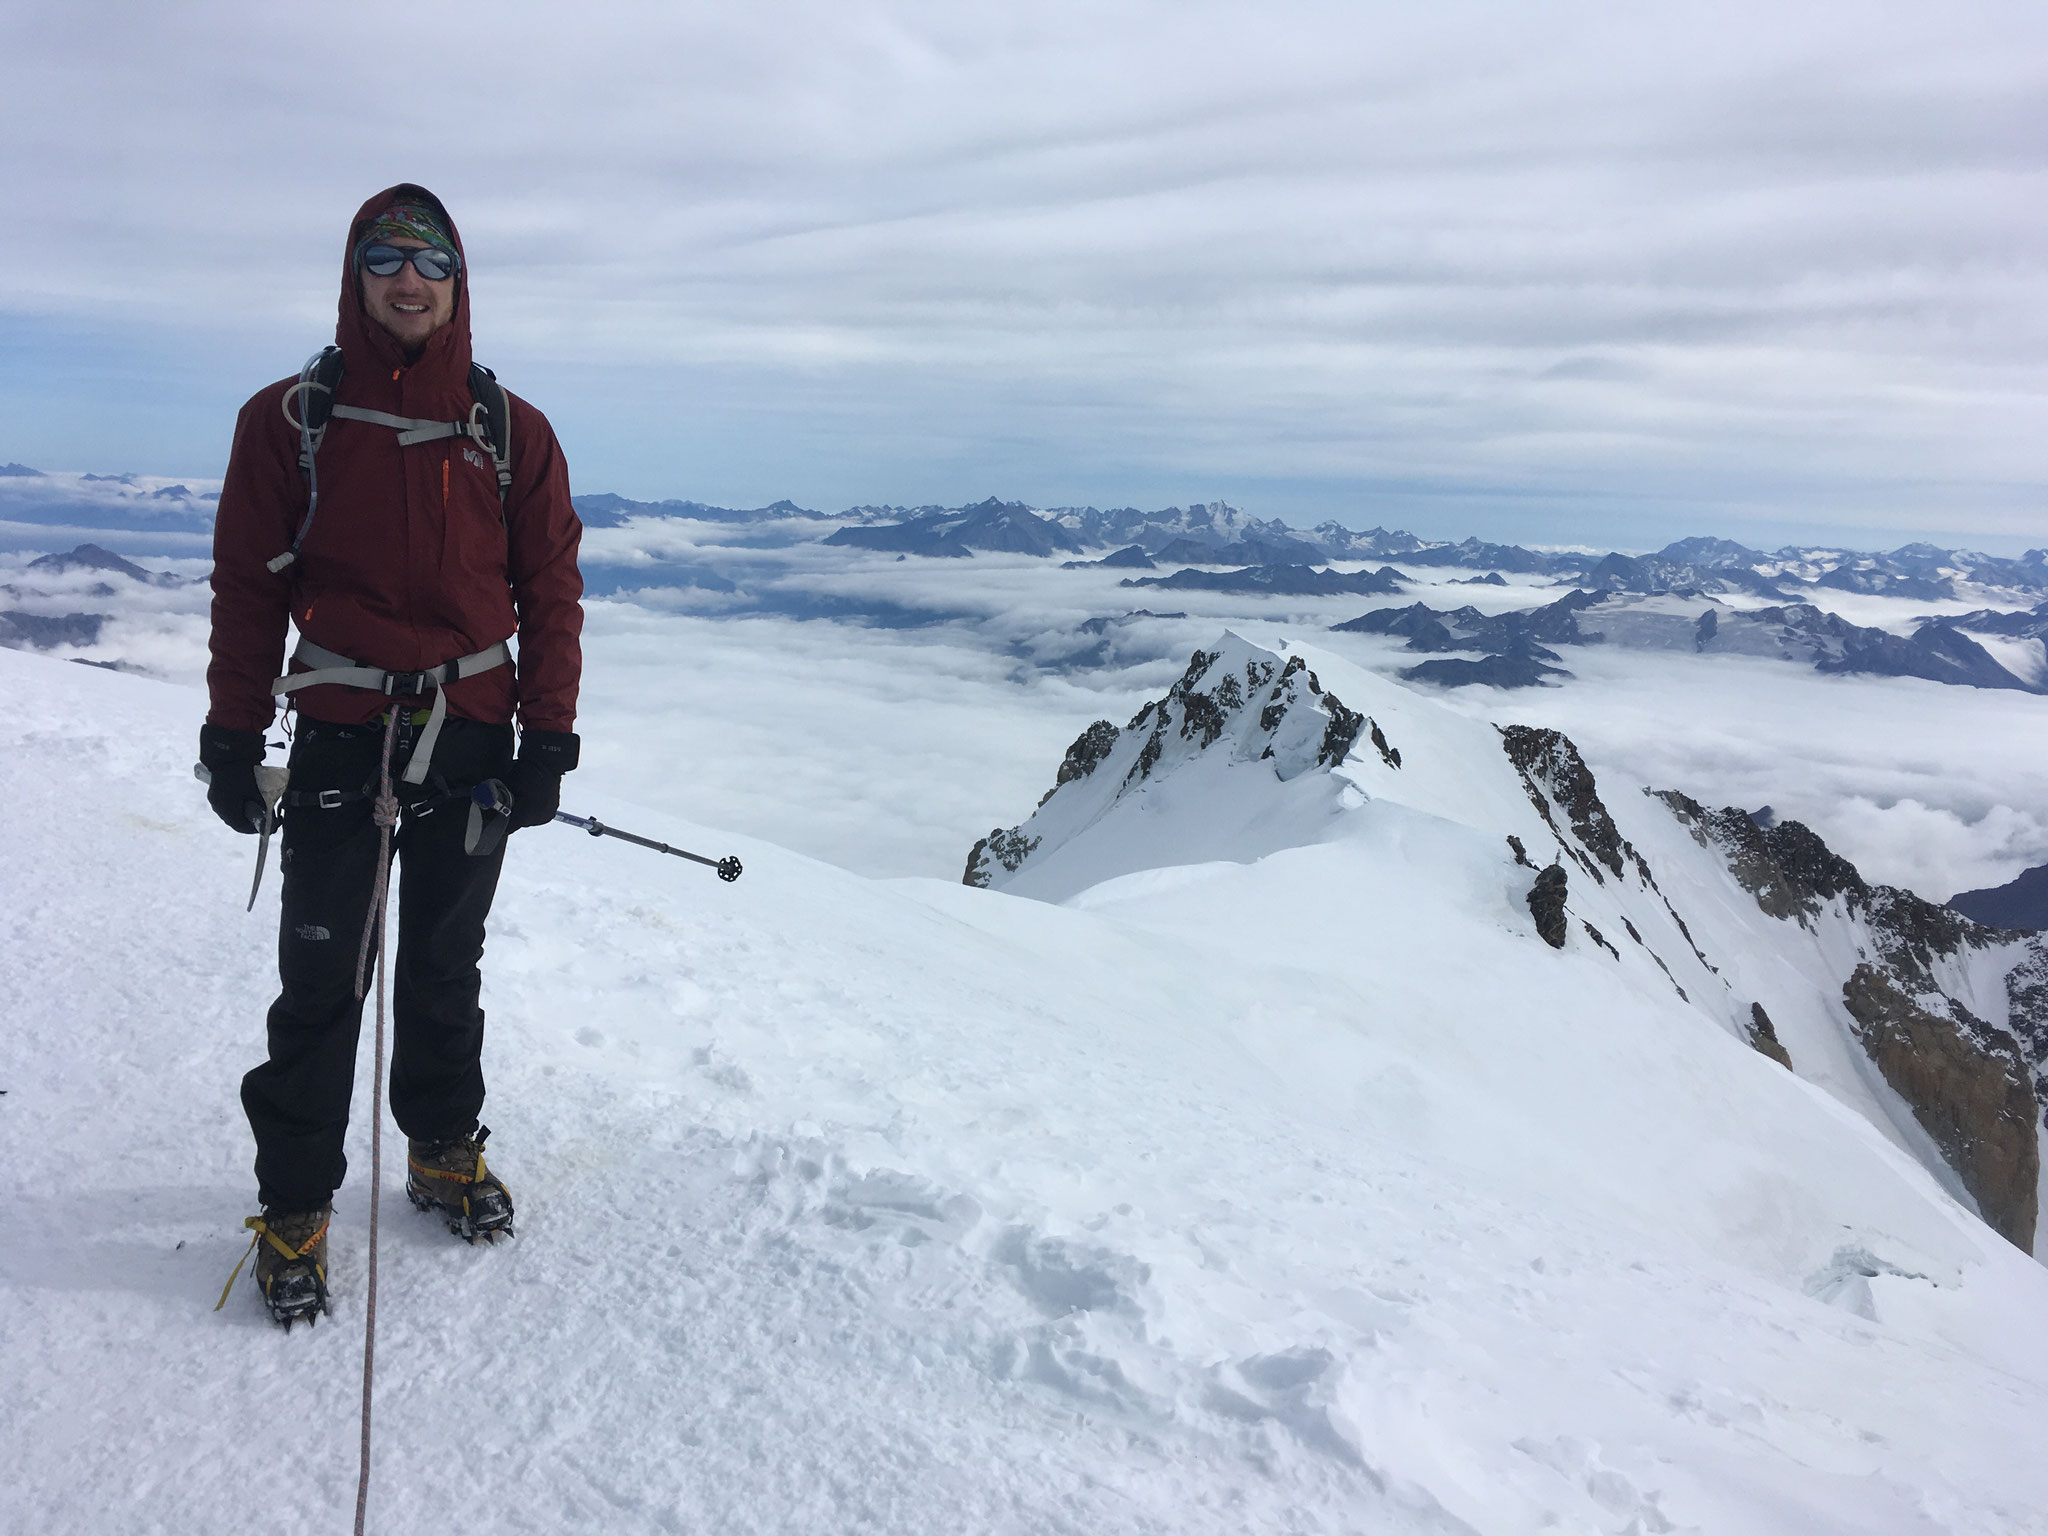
[284,346,345,472]
[267,346,345,573]
[467,362,513,508]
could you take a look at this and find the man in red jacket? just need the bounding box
[203,184,584,1325]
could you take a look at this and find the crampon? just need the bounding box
[218,1207,332,1329]
[405,1124,515,1243]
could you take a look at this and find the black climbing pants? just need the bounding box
[242,712,515,1212]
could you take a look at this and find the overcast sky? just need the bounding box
[4,2,2044,550]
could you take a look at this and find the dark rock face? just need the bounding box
[1651,791,1865,924]
[1655,787,2048,1251]
[1528,864,1569,947]
[1316,688,1365,768]
[1748,1002,1793,1069]
[1367,719,1401,769]
[962,826,1042,888]
[1950,863,2048,932]
[1056,720,1119,784]
[1501,727,1630,882]
[2007,948,2048,1083]
[1841,965,2038,1251]
[1039,720,1121,806]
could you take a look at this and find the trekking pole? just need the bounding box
[554,811,743,882]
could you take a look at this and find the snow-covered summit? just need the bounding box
[963,634,1385,899]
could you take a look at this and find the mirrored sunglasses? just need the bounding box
[358,242,460,281]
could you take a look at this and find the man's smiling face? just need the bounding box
[361,239,456,353]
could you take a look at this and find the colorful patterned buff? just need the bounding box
[360,201,456,258]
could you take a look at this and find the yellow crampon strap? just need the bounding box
[406,1150,488,1187]
[214,1214,330,1312]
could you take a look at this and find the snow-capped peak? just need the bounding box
[963,633,1388,896]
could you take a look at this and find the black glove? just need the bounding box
[506,730,578,831]
[199,723,268,834]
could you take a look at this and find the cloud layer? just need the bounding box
[4,2,2045,547]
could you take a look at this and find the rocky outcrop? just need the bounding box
[1747,1002,1793,1070]
[1500,726,1635,884]
[1039,720,1121,806]
[1527,864,1568,948]
[1841,965,2038,1251]
[1367,719,1401,769]
[1655,788,2046,1251]
[963,827,1041,888]
[1652,791,1864,925]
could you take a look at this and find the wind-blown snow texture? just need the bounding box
[6,645,2048,1533]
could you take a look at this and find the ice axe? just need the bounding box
[553,811,742,882]
[193,762,290,910]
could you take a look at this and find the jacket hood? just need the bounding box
[337,182,473,376]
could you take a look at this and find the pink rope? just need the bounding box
[353,704,401,1536]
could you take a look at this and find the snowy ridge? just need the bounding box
[967,631,2047,1252]
[7,644,2048,1533]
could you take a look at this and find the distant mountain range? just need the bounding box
[8,464,2044,599]
[1336,588,2048,694]
[567,490,2048,598]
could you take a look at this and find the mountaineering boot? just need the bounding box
[406,1124,514,1242]
[218,1205,332,1329]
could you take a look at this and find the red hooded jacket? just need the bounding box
[207,184,583,736]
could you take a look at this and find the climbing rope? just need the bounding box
[351,703,402,1536]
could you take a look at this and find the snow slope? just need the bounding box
[5,645,2048,1535]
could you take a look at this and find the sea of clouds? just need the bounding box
[5,507,2044,904]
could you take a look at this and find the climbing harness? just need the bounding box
[271,636,512,785]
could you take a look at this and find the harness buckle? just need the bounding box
[383,669,433,698]
[318,789,344,810]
